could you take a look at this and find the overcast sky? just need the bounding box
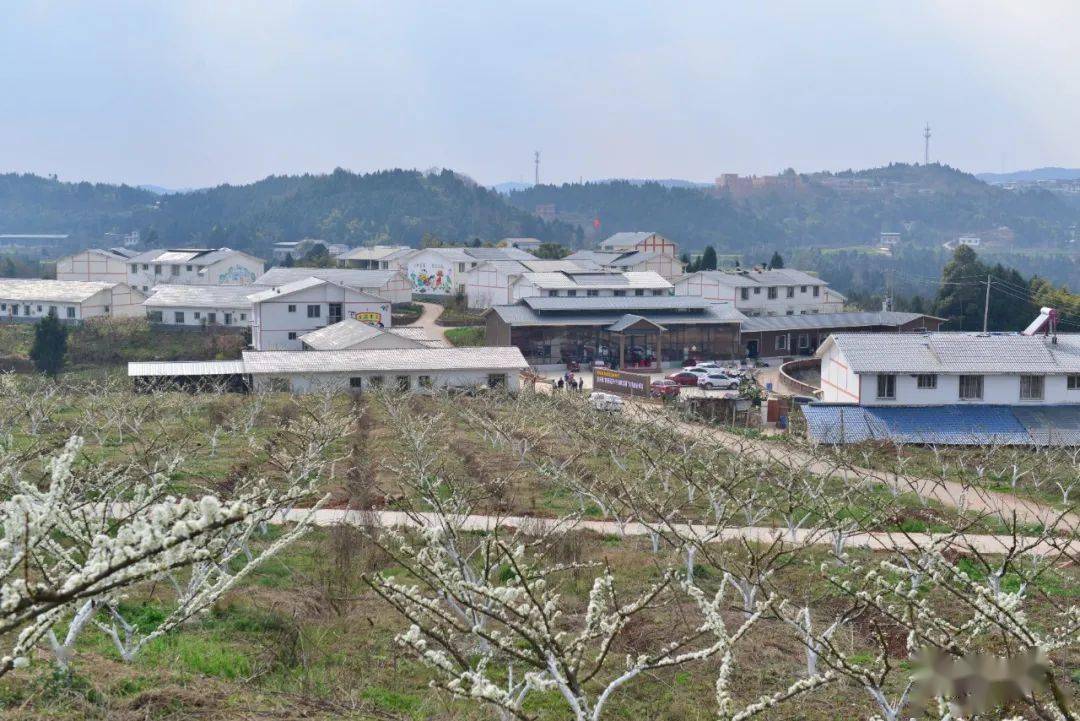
[3,1,1079,188]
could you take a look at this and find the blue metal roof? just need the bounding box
[802,404,1080,446]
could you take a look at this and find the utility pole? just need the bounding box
[534,151,540,186]
[982,273,991,332]
[923,123,931,165]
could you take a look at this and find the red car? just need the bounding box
[651,379,681,398]
[666,369,706,386]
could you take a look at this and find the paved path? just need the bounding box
[627,403,1078,529]
[406,301,450,343]
[283,508,1079,557]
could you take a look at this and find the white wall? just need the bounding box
[819,343,861,403]
[128,253,264,291]
[252,369,521,394]
[466,267,515,308]
[860,373,1080,406]
[406,249,468,296]
[252,285,394,350]
[148,304,251,327]
[204,256,265,285]
[56,251,128,283]
[0,285,144,322]
[675,274,843,316]
[109,284,148,318]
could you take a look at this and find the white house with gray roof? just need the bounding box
[0,279,146,323]
[465,259,604,309]
[126,248,265,291]
[249,277,394,351]
[675,268,845,317]
[143,284,258,328]
[55,248,135,284]
[509,270,672,303]
[253,268,411,304]
[298,319,446,351]
[817,332,1080,406]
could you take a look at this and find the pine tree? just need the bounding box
[30,312,68,377]
[769,251,784,269]
[701,246,718,271]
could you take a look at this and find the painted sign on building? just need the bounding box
[217,265,258,284]
[408,258,455,295]
[352,310,385,325]
[593,368,651,397]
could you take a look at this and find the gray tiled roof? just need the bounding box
[0,278,126,303]
[820,332,1080,374]
[336,245,411,261]
[144,284,262,309]
[520,271,670,290]
[682,269,828,288]
[522,295,705,312]
[298,320,398,350]
[600,232,656,249]
[128,360,247,377]
[606,314,667,332]
[740,311,935,334]
[488,302,745,327]
[254,268,400,289]
[241,347,528,374]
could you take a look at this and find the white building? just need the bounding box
[249,277,394,351]
[817,333,1080,406]
[299,320,447,350]
[144,284,257,328]
[674,269,845,317]
[272,239,351,261]
[55,248,136,283]
[465,259,594,309]
[128,346,530,395]
[0,279,145,323]
[500,237,543,252]
[509,271,672,303]
[337,245,415,270]
[599,231,679,256]
[253,268,412,305]
[393,247,536,297]
[564,249,685,280]
[127,248,265,291]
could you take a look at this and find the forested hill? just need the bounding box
[509,164,1080,251]
[0,169,582,252]
[506,181,780,251]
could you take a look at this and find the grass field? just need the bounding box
[443,325,485,346]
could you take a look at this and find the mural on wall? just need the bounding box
[350,305,390,327]
[408,259,454,295]
[217,265,258,284]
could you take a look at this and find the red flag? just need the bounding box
[593,217,601,230]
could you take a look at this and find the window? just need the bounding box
[240,313,247,321]
[287,332,297,340]
[396,375,411,391]
[959,375,983,400]
[48,306,57,316]
[66,307,75,319]
[11,305,17,316]
[566,290,577,297]
[349,377,363,389]
[142,286,148,292]
[154,265,162,275]
[652,289,666,296]
[800,285,807,293]
[876,374,896,399]
[613,290,626,297]
[418,375,432,388]
[369,375,384,388]
[23,305,30,316]
[224,313,232,325]
[307,305,321,318]
[1019,375,1044,401]
[186,264,193,271]
[740,288,750,301]
[1069,374,1080,390]
[487,373,507,388]
[1,303,6,311]
[767,287,778,300]
[635,289,645,296]
[458,263,466,272]
[130,264,137,273]
[813,286,820,297]
[586,290,599,297]
[148,310,162,322]
[774,335,788,351]
[194,312,201,320]
[786,310,794,316]
[798,334,809,349]
[103,305,110,314]
[753,287,761,295]
[207,312,217,324]
[174,311,185,323]
[36,305,41,312]
[171,264,180,276]
[786,287,795,298]
[916,374,937,389]
[287,304,296,313]
[142,263,149,270]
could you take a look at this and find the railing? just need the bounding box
[778,357,822,398]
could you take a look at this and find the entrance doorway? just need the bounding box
[746,339,759,358]
[328,303,343,325]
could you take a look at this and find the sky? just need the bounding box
[2,0,1080,189]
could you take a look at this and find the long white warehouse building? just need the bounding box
[0,279,146,322]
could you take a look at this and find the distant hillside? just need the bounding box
[0,169,583,252]
[506,181,780,253]
[977,167,1080,184]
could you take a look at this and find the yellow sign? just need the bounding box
[352,311,383,324]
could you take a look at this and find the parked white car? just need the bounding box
[684,360,721,370]
[697,372,740,390]
[589,391,624,412]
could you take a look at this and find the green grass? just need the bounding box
[444,325,485,346]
